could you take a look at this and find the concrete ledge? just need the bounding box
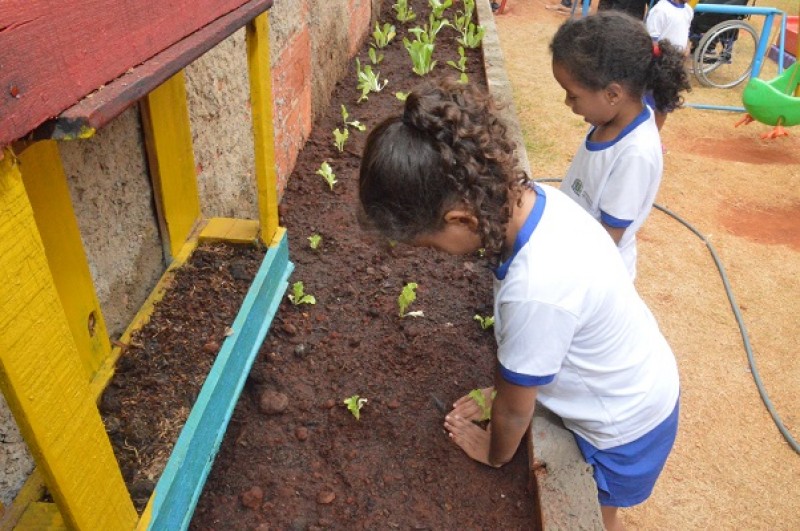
[476,1,604,529]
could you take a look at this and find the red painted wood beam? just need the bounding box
[0,0,272,146]
[29,0,273,141]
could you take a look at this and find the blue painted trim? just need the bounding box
[685,103,746,112]
[147,230,294,531]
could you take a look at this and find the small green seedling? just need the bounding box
[344,395,368,420]
[372,21,397,48]
[368,47,384,65]
[395,91,410,101]
[308,234,322,250]
[429,0,453,19]
[473,314,495,330]
[393,0,416,22]
[333,127,349,152]
[409,14,451,44]
[458,21,485,49]
[341,105,366,132]
[355,58,388,102]
[468,388,497,421]
[316,161,337,191]
[403,36,436,76]
[398,282,424,318]
[453,0,476,34]
[288,281,316,306]
[446,46,469,84]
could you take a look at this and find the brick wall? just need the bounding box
[269,0,377,196]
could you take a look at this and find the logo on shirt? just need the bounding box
[571,179,583,196]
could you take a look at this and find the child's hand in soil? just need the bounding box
[451,386,494,421]
[444,414,494,467]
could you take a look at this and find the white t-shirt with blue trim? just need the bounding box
[493,184,679,450]
[646,0,694,52]
[560,106,663,280]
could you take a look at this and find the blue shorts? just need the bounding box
[573,399,679,508]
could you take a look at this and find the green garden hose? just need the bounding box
[534,178,800,454]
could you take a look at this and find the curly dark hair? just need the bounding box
[358,79,528,265]
[550,11,691,113]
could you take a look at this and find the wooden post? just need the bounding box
[141,70,202,262]
[0,149,137,530]
[18,141,111,380]
[246,12,280,244]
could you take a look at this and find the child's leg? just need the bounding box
[601,506,625,531]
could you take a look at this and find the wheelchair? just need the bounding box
[689,0,758,89]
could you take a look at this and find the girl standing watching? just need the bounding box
[551,11,690,280]
[359,80,680,531]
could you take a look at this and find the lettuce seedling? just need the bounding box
[446,46,469,84]
[333,127,349,152]
[343,395,368,420]
[340,105,366,132]
[403,37,436,76]
[372,21,397,48]
[398,282,424,318]
[355,58,388,102]
[453,0,476,34]
[316,161,337,191]
[468,388,497,421]
[458,21,485,49]
[395,91,410,101]
[473,314,495,330]
[393,0,416,22]
[308,234,322,250]
[288,281,316,306]
[429,0,453,19]
[368,47,384,65]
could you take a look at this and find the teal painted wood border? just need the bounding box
[147,230,293,530]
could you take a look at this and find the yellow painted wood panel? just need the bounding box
[199,217,259,243]
[0,150,137,530]
[18,141,111,381]
[141,70,201,261]
[246,13,280,244]
[14,503,65,530]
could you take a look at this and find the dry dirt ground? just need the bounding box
[492,1,799,529]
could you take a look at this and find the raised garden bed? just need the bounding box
[190,1,536,529]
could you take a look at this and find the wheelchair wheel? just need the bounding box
[692,19,758,89]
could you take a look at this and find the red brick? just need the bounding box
[271,24,312,194]
[348,0,372,56]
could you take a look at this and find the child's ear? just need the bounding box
[605,83,624,106]
[443,209,479,231]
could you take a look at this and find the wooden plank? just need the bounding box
[141,71,202,262]
[0,469,45,531]
[25,0,274,143]
[140,228,293,530]
[199,218,260,244]
[0,0,274,145]
[0,149,137,530]
[14,503,65,531]
[246,13,281,244]
[18,141,111,380]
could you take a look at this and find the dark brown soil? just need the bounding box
[99,243,266,511]
[190,1,534,530]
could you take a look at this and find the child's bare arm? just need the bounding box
[487,378,537,467]
[601,222,625,245]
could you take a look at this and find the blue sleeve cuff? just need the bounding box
[601,210,633,228]
[499,364,556,387]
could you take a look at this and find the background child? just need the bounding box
[646,0,695,129]
[550,11,690,279]
[359,80,680,531]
